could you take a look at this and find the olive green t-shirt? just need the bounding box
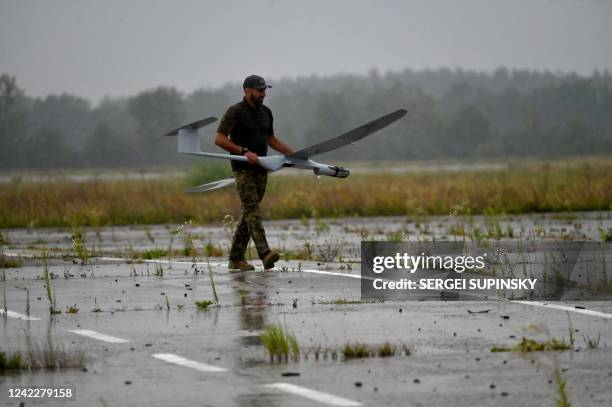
[217,98,274,173]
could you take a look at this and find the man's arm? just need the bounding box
[215,132,259,164]
[268,134,294,155]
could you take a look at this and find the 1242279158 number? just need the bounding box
[8,387,74,399]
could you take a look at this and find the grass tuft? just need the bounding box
[154,261,164,277]
[142,248,168,260]
[195,300,214,310]
[341,342,407,359]
[1,339,85,371]
[342,342,372,359]
[378,341,396,357]
[66,305,79,314]
[260,324,300,363]
[491,337,571,353]
[0,255,22,268]
[71,227,89,265]
[332,298,363,305]
[0,351,24,370]
[206,257,219,305]
[583,333,600,349]
[204,241,224,257]
[41,249,60,315]
[599,227,612,242]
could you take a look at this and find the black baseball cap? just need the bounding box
[243,75,272,90]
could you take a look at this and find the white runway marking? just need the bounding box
[299,269,363,280]
[98,256,226,267]
[2,252,34,258]
[265,383,362,406]
[512,301,612,319]
[1,309,40,321]
[152,353,227,372]
[69,329,129,343]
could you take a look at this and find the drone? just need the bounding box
[164,109,407,192]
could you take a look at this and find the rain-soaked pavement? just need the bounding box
[1,212,612,406]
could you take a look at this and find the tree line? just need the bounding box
[1,67,611,170]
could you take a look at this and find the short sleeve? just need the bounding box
[217,105,239,135]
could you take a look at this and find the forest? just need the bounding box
[1,67,611,170]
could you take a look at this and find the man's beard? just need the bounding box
[249,94,264,106]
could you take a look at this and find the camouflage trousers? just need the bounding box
[229,169,270,261]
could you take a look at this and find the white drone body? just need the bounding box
[165,109,407,192]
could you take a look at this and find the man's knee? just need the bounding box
[241,201,259,215]
[244,208,262,224]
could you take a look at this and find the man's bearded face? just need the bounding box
[246,88,266,106]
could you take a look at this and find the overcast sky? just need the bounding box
[1,0,611,103]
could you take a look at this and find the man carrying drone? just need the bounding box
[214,75,294,272]
[164,78,406,271]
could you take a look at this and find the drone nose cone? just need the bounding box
[336,167,350,178]
[313,165,350,178]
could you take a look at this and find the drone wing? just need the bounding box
[288,109,407,160]
[186,177,235,193]
[163,117,217,137]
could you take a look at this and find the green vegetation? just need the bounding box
[260,324,300,363]
[186,162,232,187]
[598,226,612,242]
[491,337,572,353]
[1,270,6,317]
[0,255,21,268]
[0,345,85,371]
[176,220,197,263]
[0,351,23,370]
[0,232,19,268]
[71,227,89,265]
[342,342,408,359]
[1,158,610,227]
[204,241,223,257]
[3,70,612,172]
[1,332,86,372]
[142,248,168,259]
[332,298,363,305]
[342,342,371,359]
[377,341,396,357]
[195,300,214,310]
[554,362,571,407]
[206,258,219,305]
[22,287,30,316]
[41,249,61,315]
[66,304,79,314]
[154,262,164,277]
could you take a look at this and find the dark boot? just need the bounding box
[262,250,280,270]
[228,259,255,272]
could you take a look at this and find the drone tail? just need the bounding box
[163,117,218,154]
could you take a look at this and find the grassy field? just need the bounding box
[0,157,611,228]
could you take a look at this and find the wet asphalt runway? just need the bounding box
[1,213,611,406]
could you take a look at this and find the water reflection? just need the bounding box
[231,272,271,369]
[232,273,269,331]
